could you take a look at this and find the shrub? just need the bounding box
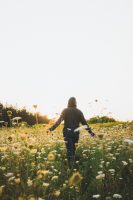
[88,116,116,124]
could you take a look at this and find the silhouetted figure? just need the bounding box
[49,97,95,168]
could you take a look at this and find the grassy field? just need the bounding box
[0,123,133,200]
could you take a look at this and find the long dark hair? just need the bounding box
[68,97,77,108]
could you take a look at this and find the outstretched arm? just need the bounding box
[80,112,95,137]
[49,111,64,131]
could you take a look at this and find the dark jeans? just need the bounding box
[63,129,79,162]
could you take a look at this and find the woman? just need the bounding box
[48,97,95,167]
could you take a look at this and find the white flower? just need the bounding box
[122,161,128,166]
[129,159,132,163]
[73,169,77,171]
[63,183,67,188]
[112,157,116,160]
[27,179,33,186]
[51,176,58,181]
[106,162,110,167]
[109,169,115,173]
[99,164,103,168]
[97,171,103,175]
[65,180,68,184]
[93,194,101,198]
[8,176,15,182]
[96,174,105,180]
[82,150,88,153]
[0,167,6,171]
[5,173,14,178]
[54,169,58,172]
[113,194,122,198]
[43,182,49,187]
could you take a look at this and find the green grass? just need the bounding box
[0,124,133,200]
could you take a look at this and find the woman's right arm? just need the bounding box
[49,109,65,131]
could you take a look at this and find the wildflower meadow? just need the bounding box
[0,122,133,200]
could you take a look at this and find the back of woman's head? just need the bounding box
[68,97,77,108]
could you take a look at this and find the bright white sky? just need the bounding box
[0,0,133,121]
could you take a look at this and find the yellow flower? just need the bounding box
[0,147,7,152]
[31,162,35,167]
[69,172,83,186]
[18,197,25,200]
[27,195,36,200]
[105,197,111,200]
[47,152,55,161]
[37,174,43,179]
[30,149,37,154]
[20,134,27,140]
[28,198,36,200]
[0,185,4,197]
[53,190,61,197]
[37,170,49,178]
[14,178,21,184]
